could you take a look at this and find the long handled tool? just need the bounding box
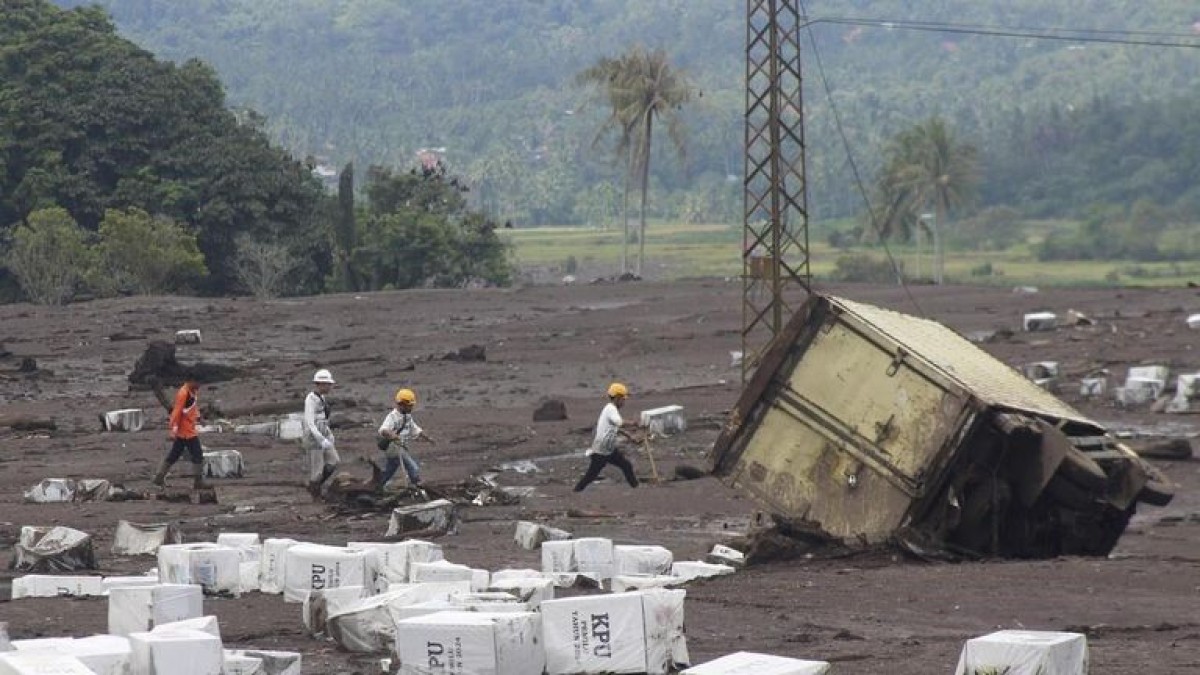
[641,434,662,484]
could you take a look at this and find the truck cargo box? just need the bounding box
[711,294,1172,558]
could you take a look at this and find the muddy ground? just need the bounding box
[1,280,1199,673]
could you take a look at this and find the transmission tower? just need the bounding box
[742,0,811,381]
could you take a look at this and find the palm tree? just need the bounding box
[577,46,692,276]
[876,117,980,282]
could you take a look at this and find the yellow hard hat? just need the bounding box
[395,388,417,405]
[607,382,628,398]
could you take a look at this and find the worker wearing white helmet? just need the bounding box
[376,387,437,489]
[303,368,340,498]
[574,382,641,492]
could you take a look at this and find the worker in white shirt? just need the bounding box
[377,387,436,488]
[573,382,641,492]
[303,369,340,498]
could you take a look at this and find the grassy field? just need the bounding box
[503,221,1200,287]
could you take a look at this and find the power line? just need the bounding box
[816,16,1200,49]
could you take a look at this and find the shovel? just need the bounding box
[641,434,662,484]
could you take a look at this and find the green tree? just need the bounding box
[6,207,92,305]
[354,162,511,289]
[875,117,980,282]
[578,46,692,276]
[334,162,360,291]
[94,208,206,294]
[0,1,329,295]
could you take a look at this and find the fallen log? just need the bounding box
[0,415,57,431]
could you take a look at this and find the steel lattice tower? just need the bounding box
[743,0,811,381]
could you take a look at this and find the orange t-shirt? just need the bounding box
[169,384,200,440]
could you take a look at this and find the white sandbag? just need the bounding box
[216,534,261,561]
[639,405,687,437]
[385,581,472,597]
[22,479,74,503]
[641,589,690,674]
[513,521,544,550]
[113,521,182,556]
[683,651,830,674]
[575,537,615,584]
[202,450,244,479]
[282,544,372,603]
[153,615,221,640]
[10,639,72,652]
[490,569,546,583]
[394,611,544,675]
[611,575,681,593]
[233,422,277,436]
[175,330,202,345]
[409,560,474,585]
[276,416,303,441]
[103,575,159,595]
[226,651,301,675]
[257,539,299,595]
[0,652,95,675]
[108,584,204,637]
[221,652,264,675]
[17,527,48,549]
[347,540,444,592]
[46,635,131,675]
[239,562,259,594]
[325,585,466,654]
[303,586,368,635]
[385,499,458,538]
[543,592,648,675]
[540,540,577,587]
[11,575,104,599]
[706,545,746,568]
[488,576,555,607]
[614,545,674,576]
[129,629,223,675]
[448,592,531,613]
[158,544,242,596]
[671,561,735,583]
[11,526,96,573]
[74,479,114,502]
[101,408,145,432]
[1022,312,1057,332]
[954,630,1088,675]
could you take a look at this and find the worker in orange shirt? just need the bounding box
[152,370,209,490]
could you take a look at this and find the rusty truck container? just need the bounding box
[711,294,1172,557]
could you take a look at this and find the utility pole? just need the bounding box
[742,0,811,381]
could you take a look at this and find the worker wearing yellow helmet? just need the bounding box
[377,387,437,489]
[574,382,641,492]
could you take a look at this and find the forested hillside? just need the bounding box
[49,0,1200,226]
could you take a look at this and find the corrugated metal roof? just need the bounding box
[832,296,1098,428]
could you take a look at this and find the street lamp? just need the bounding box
[919,212,941,285]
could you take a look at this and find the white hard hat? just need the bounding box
[313,369,335,384]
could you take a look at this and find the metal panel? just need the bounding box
[832,297,1096,427]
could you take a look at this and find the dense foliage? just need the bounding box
[50,0,1200,228]
[1,0,512,303]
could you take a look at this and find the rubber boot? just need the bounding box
[192,462,211,490]
[151,459,172,487]
[310,465,335,501]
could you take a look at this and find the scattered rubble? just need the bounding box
[532,398,568,421]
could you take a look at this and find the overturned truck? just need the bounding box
[711,294,1173,558]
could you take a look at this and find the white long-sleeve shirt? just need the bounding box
[379,409,423,448]
[304,391,333,446]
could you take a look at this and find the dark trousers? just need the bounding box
[574,449,639,492]
[165,437,203,465]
